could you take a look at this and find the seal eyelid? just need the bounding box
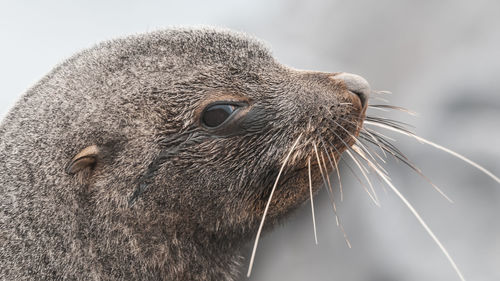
[201,102,245,128]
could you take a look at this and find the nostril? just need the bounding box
[331,72,370,107]
[351,89,368,107]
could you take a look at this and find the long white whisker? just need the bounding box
[314,144,340,225]
[345,150,380,206]
[365,121,500,184]
[330,118,381,171]
[352,145,386,175]
[308,158,318,245]
[368,106,390,112]
[317,148,351,247]
[338,222,352,249]
[352,144,390,196]
[363,128,388,158]
[356,144,387,171]
[360,139,387,165]
[330,148,372,203]
[368,104,418,116]
[322,145,344,202]
[371,96,390,103]
[368,159,467,281]
[247,133,303,277]
[321,152,336,203]
[373,90,393,95]
[321,119,380,206]
[331,116,387,167]
[313,143,330,195]
[360,132,454,202]
[313,144,338,213]
[332,151,344,202]
[365,127,396,142]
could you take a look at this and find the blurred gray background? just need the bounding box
[1,1,499,280]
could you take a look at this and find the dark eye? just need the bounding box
[202,104,238,128]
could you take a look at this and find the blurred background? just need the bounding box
[1,1,499,280]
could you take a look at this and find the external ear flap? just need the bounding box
[66,145,100,175]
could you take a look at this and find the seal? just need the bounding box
[0,28,369,280]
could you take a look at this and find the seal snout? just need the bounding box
[331,72,370,108]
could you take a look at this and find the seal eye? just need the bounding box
[202,104,237,128]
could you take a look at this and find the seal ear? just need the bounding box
[66,145,100,175]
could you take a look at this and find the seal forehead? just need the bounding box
[98,28,274,67]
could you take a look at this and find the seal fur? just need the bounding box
[0,28,366,280]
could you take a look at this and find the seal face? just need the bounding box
[0,28,369,280]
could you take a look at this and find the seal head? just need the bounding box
[0,28,369,280]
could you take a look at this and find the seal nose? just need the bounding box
[331,72,370,107]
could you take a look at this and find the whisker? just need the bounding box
[365,127,396,142]
[325,111,364,162]
[334,112,453,202]
[322,142,336,173]
[362,129,407,160]
[352,145,388,177]
[333,115,388,163]
[368,104,417,116]
[372,90,393,95]
[317,143,352,247]
[313,143,332,199]
[336,153,373,202]
[320,140,344,201]
[352,144,390,194]
[365,116,414,131]
[338,99,468,279]
[331,118,379,167]
[368,106,390,112]
[308,158,318,245]
[359,133,454,202]
[320,152,337,207]
[338,221,352,249]
[365,121,500,184]
[353,138,387,173]
[368,158,467,281]
[370,96,390,103]
[322,131,377,205]
[334,114,397,149]
[332,152,344,202]
[247,133,303,277]
[359,139,388,166]
[319,118,381,206]
[345,150,380,206]
[314,142,339,213]
[362,128,388,158]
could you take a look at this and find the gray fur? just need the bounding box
[0,28,364,280]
